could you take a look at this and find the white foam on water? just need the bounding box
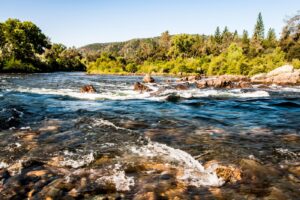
[129,141,223,187]
[0,161,9,169]
[96,164,135,191]
[275,148,300,159]
[91,118,128,131]
[7,84,271,102]
[60,150,95,168]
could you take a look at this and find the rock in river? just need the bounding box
[143,74,155,83]
[251,65,300,85]
[133,82,152,93]
[80,85,96,93]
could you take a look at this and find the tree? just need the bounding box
[1,19,50,65]
[253,12,265,41]
[241,30,250,54]
[159,31,171,50]
[0,23,5,48]
[264,28,277,50]
[214,26,222,44]
[168,34,195,58]
[280,12,300,60]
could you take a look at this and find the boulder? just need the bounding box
[235,81,253,88]
[133,82,152,93]
[188,75,201,82]
[219,75,250,82]
[166,94,181,102]
[80,85,96,93]
[178,75,201,82]
[267,65,294,77]
[251,65,300,85]
[196,80,208,89]
[272,71,300,85]
[143,74,155,83]
[175,84,189,90]
[250,73,267,83]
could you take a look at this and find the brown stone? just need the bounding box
[215,166,242,183]
[251,65,300,85]
[175,84,189,90]
[143,74,155,83]
[196,80,208,88]
[235,81,253,88]
[80,85,96,93]
[288,166,300,177]
[133,82,152,93]
[187,75,201,82]
[219,75,250,82]
[26,170,48,177]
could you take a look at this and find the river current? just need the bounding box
[0,72,299,199]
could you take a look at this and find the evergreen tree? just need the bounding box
[242,30,250,54]
[214,26,222,44]
[253,12,265,40]
[264,28,277,49]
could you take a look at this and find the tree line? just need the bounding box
[84,12,300,75]
[0,12,299,75]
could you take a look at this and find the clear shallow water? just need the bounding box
[0,72,300,199]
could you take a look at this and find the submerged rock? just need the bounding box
[204,160,242,184]
[166,94,181,102]
[80,85,96,93]
[143,74,155,83]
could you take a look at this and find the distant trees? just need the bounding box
[0,18,85,72]
[44,44,85,71]
[1,12,299,75]
[280,12,300,60]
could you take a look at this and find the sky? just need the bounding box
[0,0,299,47]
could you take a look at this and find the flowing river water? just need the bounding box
[0,72,300,199]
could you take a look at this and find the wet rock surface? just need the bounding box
[80,85,97,93]
[133,82,152,93]
[143,74,155,83]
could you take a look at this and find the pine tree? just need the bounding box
[266,28,277,45]
[242,30,249,43]
[223,26,229,36]
[242,30,250,54]
[253,12,265,40]
[214,26,222,44]
[233,30,239,41]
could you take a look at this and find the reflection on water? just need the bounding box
[0,72,300,199]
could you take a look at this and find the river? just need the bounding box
[0,72,299,199]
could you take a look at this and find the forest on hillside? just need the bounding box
[0,12,299,75]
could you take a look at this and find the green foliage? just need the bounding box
[0,19,86,73]
[280,12,300,61]
[264,28,277,50]
[125,63,138,73]
[87,53,125,74]
[2,57,37,72]
[248,47,286,75]
[214,27,222,44]
[168,34,195,58]
[208,43,247,75]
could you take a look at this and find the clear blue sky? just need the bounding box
[0,0,298,47]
